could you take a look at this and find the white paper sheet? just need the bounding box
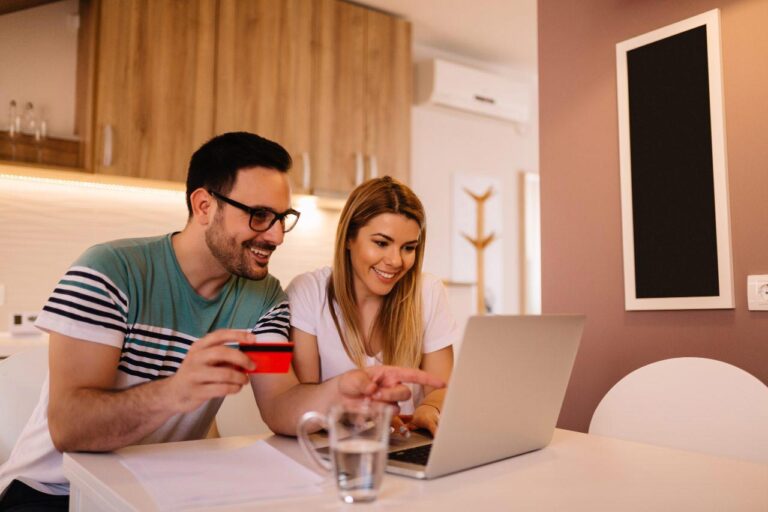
[119,440,325,510]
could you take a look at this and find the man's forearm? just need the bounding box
[259,379,341,436]
[48,378,177,452]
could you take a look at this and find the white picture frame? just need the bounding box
[520,171,541,314]
[616,9,734,311]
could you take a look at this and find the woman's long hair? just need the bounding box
[328,176,426,369]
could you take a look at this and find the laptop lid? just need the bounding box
[387,314,584,479]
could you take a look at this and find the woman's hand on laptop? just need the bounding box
[398,388,446,436]
[405,404,440,436]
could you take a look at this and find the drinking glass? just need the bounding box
[297,401,394,504]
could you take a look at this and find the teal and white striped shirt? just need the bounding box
[0,233,289,497]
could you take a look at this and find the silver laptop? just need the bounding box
[385,314,584,479]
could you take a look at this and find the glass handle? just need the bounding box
[296,411,332,472]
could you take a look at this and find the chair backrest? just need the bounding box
[589,357,768,464]
[0,346,49,463]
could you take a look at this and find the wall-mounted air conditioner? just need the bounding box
[415,59,530,124]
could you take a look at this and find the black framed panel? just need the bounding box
[616,9,733,310]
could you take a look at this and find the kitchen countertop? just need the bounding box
[0,331,48,358]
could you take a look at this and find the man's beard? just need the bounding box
[205,212,275,281]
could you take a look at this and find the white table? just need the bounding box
[63,428,768,511]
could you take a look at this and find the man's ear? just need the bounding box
[190,188,215,226]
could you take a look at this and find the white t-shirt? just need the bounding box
[287,267,459,413]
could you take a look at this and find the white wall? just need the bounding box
[0,172,338,332]
[0,0,79,138]
[410,44,539,319]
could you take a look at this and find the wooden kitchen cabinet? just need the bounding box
[216,0,411,196]
[87,0,409,191]
[215,0,315,194]
[311,0,364,195]
[363,6,411,186]
[91,0,216,182]
[313,0,411,194]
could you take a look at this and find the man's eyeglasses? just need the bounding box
[208,190,301,233]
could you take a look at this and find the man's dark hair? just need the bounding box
[185,132,292,216]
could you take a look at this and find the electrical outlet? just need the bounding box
[9,311,40,336]
[747,275,768,311]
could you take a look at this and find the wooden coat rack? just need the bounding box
[461,186,496,314]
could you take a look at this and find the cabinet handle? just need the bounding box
[301,152,311,191]
[102,124,113,167]
[368,155,378,179]
[355,152,364,186]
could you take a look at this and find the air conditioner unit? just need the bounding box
[415,59,530,124]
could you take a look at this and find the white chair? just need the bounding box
[0,346,49,463]
[215,385,272,438]
[589,357,768,464]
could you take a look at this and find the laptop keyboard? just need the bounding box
[388,444,432,465]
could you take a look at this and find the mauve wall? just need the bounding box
[539,0,768,432]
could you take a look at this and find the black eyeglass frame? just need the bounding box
[208,190,301,233]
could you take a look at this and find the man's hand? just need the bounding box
[337,365,446,404]
[49,329,257,452]
[168,329,257,413]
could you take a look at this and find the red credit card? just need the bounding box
[238,342,294,373]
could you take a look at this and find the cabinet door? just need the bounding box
[216,0,314,194]
[313,0,366,196]
[364,9,411,185]
[93,0,216,182]
[314,0,411,195]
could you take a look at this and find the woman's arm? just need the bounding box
[291,326,321,383]
[397,345,453,436]
[420,345,453,397]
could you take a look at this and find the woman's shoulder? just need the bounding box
[418,272,454,319]
[286,266,332,296]
[418,273,460,350]
[419,272,448,296]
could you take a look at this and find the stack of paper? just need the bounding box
[119,441,325,510]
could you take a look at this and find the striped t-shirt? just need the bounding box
[0,234,290,496]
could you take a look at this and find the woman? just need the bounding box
[287,176,458,435]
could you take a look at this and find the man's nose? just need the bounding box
[261,220,285,246]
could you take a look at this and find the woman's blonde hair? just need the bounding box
[328,176,426,369]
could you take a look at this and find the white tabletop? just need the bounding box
[63,428,768,511]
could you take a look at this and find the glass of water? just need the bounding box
[297,401,394,503]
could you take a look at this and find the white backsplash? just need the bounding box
[0,175,339,332]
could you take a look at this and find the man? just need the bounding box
[0,132,443,510]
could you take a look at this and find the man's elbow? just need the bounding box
[48,403,81,452]
[48,415,73,452]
